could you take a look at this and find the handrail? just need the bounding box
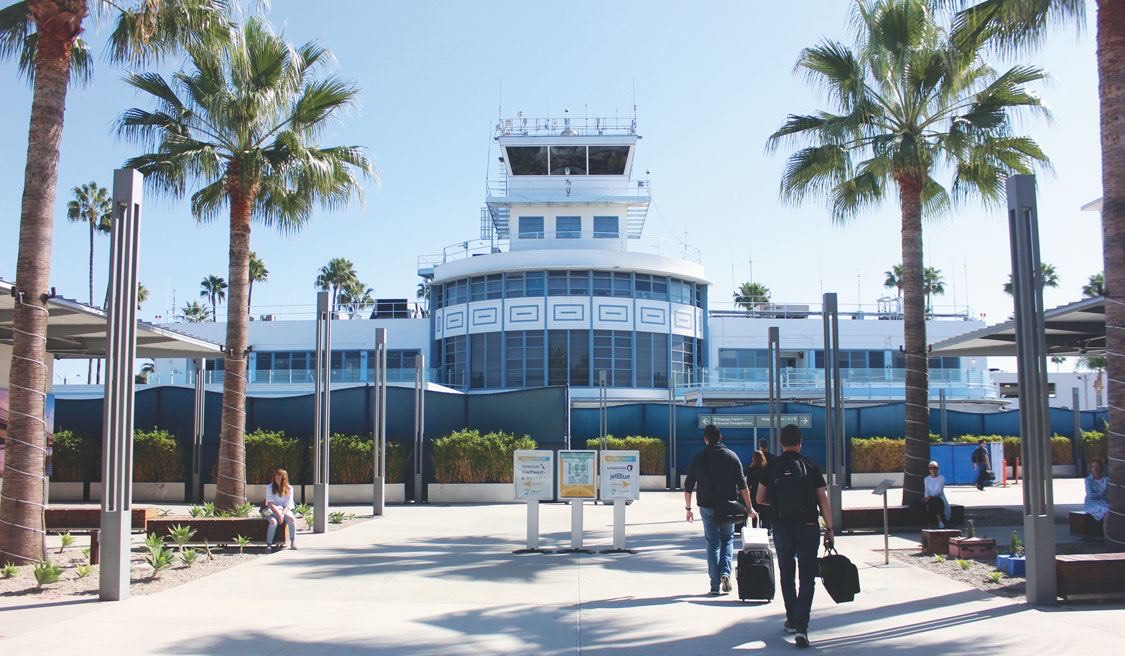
[417,232,701,268]
[495,115,637,137]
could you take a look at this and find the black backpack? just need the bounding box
[770,454,812,521]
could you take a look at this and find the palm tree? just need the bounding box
[884,264,904,299]
[65,181,111,383]
[247,251,268,311]
[135,361,156,384]
[923,266,946,315]
[1002,262,1059,294]
[199,275,227,322]
[1083,272,1104,298]
[0,0,232,564]
[733,281,771,311]
[767,0,1048,504]
[337,279,374,319]
[180,300,211,323]
[939,0,1125,551]
[1079,353,1107,408]
[118,18,373,510]
[316,257,360,312]
[137,282,149,310]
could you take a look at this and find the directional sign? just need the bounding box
[599,450,640,501]
[698,414,813,429]
[514,450,554,501]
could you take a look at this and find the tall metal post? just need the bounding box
[767,326,781,453]
[599,370,608,450]
[939,388,949,442]
[312,291,331,534]
[667,383,675,490]
[822,293,844,531]
[1006,174,1056,605]
[372,328,388,515]
[1072,387,1084,477]
[565,384,572,450]
[191,357,206,502]
[413,354,425,503]
[100,169,142,601]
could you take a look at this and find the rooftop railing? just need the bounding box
[486,177,652,201]
[494,115,638,137]
[677,367,996,400]
[418,231,702,268]
[709,299,974,321]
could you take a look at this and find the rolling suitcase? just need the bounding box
[737,518,775,601]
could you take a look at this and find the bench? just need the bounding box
[1069,511,1105,539]
[45,505,157,531]
[1056,553,1125,601]
[842,504,964,532]
[145,517,288,545]
[921,529,962,555]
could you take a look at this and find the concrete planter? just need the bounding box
[996,553,1026,576]
[948,537,996,560]
[1052,464,1076,478]
[851,472,905,489]
[640,475,667,491]
[48,482,86,502]
[427,483,515,504]
[92,482,185,503]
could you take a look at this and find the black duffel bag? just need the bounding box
[818,547,861,603]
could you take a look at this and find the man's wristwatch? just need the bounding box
[685,507,692,510]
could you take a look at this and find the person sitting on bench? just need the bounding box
[922,461,950,529]
[1085,459,1108,527]
[264,468,297,551]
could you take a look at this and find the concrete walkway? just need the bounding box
[1,484,1120,655]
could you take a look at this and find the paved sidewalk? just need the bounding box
[1,487,1120,655]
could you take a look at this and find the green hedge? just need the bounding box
[133,429,183,482]
[1082,431,1107,464]
[51,428,183,482]
[306,434,406,484]
[432,429,535,484]
[246,430,305,484]
[584,436,665,475]
[851,434,1076,473]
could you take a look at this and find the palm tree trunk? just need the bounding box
[87,219,93,383]
[897,176,929,505]
[1098,0,1125,551]
[214,184,255,510]
[0,0,85,565]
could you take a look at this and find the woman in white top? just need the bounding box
[922,461,951,529]
[265,468,297,551]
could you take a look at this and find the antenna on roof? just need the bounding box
[632,79,637,119]
[498,79,503,120]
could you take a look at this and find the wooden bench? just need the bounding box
[1057,553,1125,601]
[842,504,964,532]
[1069,511,1105,539]
[146,517,287,545]
[45,505,156,531]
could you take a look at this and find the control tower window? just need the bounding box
[518,216,544,239]
[549,146,587,175]
[594,216,619,239]
[507,147,548,175]
[588,146,630,175]
[556,216,581,239]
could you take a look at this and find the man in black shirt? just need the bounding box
[756,424,833,648]
[971,439,991,491]
[683,424,755,595]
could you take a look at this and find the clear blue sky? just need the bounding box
[0,1,1103,383]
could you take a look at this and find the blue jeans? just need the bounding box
[700,507,735,591]
[772,520,820,632]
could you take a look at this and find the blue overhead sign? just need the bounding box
[698,414,813,429]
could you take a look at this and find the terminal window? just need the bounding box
[556,216,581,239]
[593,216,619,238]
[518,216,544,239]
[507,146,548,175]
[588,146,630,175]
[550,146,587,175]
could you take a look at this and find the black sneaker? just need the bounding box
[795,632,810,648]
[784,621,797,635]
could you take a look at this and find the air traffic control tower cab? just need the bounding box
[419,114,708,399]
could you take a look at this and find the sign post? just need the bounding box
[599,450,640,554]
[558,450,597,553]
[513,450,554,554]
[873,478,896,566]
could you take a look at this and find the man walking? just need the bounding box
[972,439,991,491]
[756,424,833,648]
[684,424,755,595]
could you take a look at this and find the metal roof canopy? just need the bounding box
[930,296,1105,357]
[0,279,221,359]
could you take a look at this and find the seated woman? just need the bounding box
[922,461,951,529]
[1085,459,1109,525]
[265,468,297,551]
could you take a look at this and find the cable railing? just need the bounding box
[674,367,996,399]
[709,300,974,321]
[418,232,702,268]
[146,367,438,387]
[494,115,638,137]
[487,178,652,201]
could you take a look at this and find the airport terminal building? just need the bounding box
[137,116,991,405]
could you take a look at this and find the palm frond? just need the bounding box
[947,0,1086,54]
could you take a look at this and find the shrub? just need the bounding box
[302,434,407,484]
[50,430,97,482]
[133,429,183,482]
[953,434,1074,465]
[246,429,305,484]
[849,437,905,473]
[1082,431,1107,464]
[584,436,666,475]
[432,429,536,483]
